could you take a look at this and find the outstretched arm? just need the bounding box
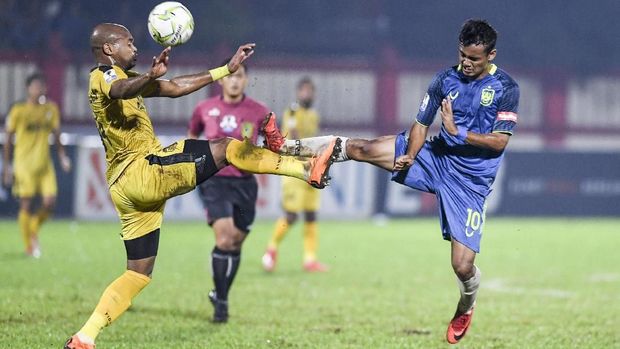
[146,43,255,98]
[440,98,509,152]
[108,47,172,99]
[108,43,255,100]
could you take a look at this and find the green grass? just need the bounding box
[1,218,619,349]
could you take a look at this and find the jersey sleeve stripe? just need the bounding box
[492,130,513,135]
[415,118,431,127]
[497,112,518,122]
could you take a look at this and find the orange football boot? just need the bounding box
[446,306,475,344]
[307,137,342,189]
[260,112,285,153]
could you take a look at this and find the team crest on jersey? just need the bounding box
[241,122,254,139]
[103,69,118,84]
[419,93,430,112]
[220,114,238,133]
[480,87,495,106]
[208,107,221,117]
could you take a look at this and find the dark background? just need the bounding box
[2,0,619,74]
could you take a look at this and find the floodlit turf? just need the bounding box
[1,218,619,348]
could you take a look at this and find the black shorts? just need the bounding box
[198,175,258,233]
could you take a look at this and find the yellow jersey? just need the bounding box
[88,65,161,185]
[5,100,59,172]
[281,104,320,139]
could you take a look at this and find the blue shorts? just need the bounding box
[391,132,487,253]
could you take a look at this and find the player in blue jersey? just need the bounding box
[261,19,519,344]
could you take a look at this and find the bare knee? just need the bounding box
[216,233,245,250]
[285,212,298,225]
[214,219,246,251]
[20,198,33,212]
[452,259,475,281]
[208,137,234,169]
[127,256,156,277]
[42,196,56,211]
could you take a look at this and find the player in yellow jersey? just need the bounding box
[64,23,341,349]
[262,77,329,272]
[2,73,72,258]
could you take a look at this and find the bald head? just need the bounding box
[90,23,129,49]
[90,23,137,69]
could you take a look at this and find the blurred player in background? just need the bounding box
[2,73,71,258]
[188,60,269,323]
[262,19,518,344]
[262,77,328,272]
[64,23,340,349]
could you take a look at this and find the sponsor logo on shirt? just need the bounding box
[220,114,238,133]
[103,69,118,84]
[448,90,459,101]
[480,87,495,106]
[208,107,221,117]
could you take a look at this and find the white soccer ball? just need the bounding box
[147,2,194,47]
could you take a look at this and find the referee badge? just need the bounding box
[480,87,495,106]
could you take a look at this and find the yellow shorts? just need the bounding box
[110,140,197,240]
[281,176,320,213]
[12,162,57,198]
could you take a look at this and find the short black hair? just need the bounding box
[459,19,497,53]
[220,57,248,73]
[26,72,46,87]
[297,76,314,90]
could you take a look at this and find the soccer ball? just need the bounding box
[147,2,194,47]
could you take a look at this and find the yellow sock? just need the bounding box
[268,218,290,249]
[78,270,151,341]
[18,209,32,251]
[226,139,307,181]
[303,222,318,262]
[30,208,51,236]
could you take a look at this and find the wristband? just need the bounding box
[456,126,468,144]
[208,65,231,81]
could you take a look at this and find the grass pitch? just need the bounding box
[0,218,619,348]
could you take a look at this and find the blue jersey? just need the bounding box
[415,64,519,195]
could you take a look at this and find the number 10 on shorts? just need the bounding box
[464,207,485,238]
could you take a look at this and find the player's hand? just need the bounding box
[2,165,12,188]
[148,46,171,79]
[393,154,414,171]
[227,43,256,73]
[60,154,72,173]
[440,98,458,136]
